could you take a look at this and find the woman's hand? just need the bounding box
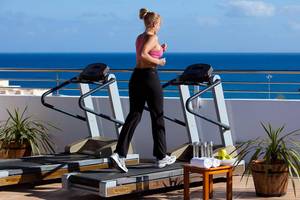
[161,43,167,52]
[159,58,166,66]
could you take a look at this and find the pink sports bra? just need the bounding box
[149,49,163,58]
[136,34,165,60]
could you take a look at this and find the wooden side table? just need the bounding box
[183,164,233,200]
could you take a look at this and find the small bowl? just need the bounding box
[220,158,238,166]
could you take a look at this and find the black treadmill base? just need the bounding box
[68,162,185,188]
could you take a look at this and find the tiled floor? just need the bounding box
[0,176,300,200]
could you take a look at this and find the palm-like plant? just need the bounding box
[0,107,58,155]
[235,122,300,196]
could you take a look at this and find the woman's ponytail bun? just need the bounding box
[139,8,148,19]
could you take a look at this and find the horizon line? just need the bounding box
[1,51,300,54]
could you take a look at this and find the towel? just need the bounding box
[0,170,9,178]
[190,157,212,169]
[210,158,221,168]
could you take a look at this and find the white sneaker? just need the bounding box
[110,153,128,173]
[157,155,177,168]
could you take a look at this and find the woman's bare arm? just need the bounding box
[141,35,165,66]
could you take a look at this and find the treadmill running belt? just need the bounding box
[68,162,185,188]
[0,154,104,175]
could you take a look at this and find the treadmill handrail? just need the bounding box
[41,77,86,121]
[162,79,176,89]
[78,78,124,127]
[185,79,230,130]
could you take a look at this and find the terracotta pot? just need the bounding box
[251,160,288,197]
[0,141,31,158]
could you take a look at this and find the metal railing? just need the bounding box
[0,67,299,99]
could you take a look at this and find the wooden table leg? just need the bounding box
[226,169,233,200]
[184,167,190,200]
[203,172,209,200]
[209,174,213,199]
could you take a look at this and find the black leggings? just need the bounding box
[115,68,166,159]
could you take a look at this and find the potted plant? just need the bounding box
[0,107,57,158]
[235,122,300,197]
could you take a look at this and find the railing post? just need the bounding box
[266,74,272,99]
[193,85,200,109]
[56,73,59,95]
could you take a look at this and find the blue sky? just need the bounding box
[0,0,300,52]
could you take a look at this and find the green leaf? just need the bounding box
[0,106,59,156]
[236,122,300,197]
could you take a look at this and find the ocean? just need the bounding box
[0,53,300,99]
[1,52,300,70]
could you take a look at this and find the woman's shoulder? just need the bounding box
[136,33,143,41]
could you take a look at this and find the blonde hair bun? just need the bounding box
[139,8,148,19]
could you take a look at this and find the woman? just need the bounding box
[110,8,176,172]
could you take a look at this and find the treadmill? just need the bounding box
[0,63,139,187]
[62,64,245,197]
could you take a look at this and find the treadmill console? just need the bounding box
[176,63,213,85]
[79,63,110,83]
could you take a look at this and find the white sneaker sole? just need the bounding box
[111,155,128,173]
[157,156,177,168]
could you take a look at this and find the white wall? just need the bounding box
[0,95,299,158]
